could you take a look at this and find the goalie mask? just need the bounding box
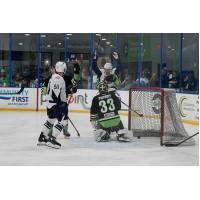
[98,81,108,94]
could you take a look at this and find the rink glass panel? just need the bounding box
[118,33,139,90]
[140,33,160,88]
[162,33,181,89]
[92,33,117,89]
[40,33,65,86]
[0,34,9,87]
[182,33,199,93]
[66,33,90,89]
[0,33,199,94]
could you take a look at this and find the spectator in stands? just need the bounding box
[21,68,32,87]
[13,73,22,87]
[0,67,8,87]
[149,73,159,87]
[168,70,179,88]
[161,67,169,88]
[136,68,150,87]
[80,65,89,89]
[183,70,197,91]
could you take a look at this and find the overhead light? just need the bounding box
[58,42,62,45]
[171,48,175,51]
[18,42,23,46]
[41,34,46,38]
[24,33,30,36]
[110,44,113,47]
[66,37,70,40]
[47,44,51,48]
[168,45,171,49]
[106,41,111,45]
[140,42,143,46]
[66,34,72,36]
[45,60,49,65]
[96,33,101,36]
[102,38,106,41]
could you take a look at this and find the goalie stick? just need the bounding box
[80,98,143,116]
[164,132,199,147]
[120,100,143,117]
[0,86,25,95]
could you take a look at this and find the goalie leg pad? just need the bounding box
[117,129,131,142]
[94,129,110,142]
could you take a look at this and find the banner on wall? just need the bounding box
[0,88,37,110]
[0,88,198,125]
[176,93,199,122]
[38,89,130,111]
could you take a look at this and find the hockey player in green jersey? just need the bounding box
[92,51,121,92]
[90,81,130,142]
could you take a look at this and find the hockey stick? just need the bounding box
[68,117,80,137]
[80,97,143,114]
[164,132,199,147]
[67,93,81,137]
[0,86,25,95]
[120,100,143,117]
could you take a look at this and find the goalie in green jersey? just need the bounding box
[90,81,131,142]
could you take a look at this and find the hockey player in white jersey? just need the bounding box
[37,61,67,149]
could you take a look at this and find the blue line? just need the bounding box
[160,33,163,88]
[137,33,142,85]
[179,33,183,92]
[37,33,41,88]
[89,33,94,89]
[64,34,67,63]
[8,33,12,87]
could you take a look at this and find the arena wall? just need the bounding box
[0,88,198,126]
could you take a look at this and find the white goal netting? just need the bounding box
[129,87,195,146]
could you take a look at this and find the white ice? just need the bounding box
[0,111,199,165]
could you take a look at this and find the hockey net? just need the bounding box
[128,87,195,146]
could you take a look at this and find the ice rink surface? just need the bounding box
[0,111,199,166]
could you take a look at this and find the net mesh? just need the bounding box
[129,88,195,146]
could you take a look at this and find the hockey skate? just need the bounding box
[47,136,61,149]
[37,132,48,146]
[117,134,131,142]
[63,130,71,138]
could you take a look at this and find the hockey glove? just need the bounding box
[92,50,98,61]
[73,63,80,74]
[41,86,47,96]
[112,51,119,60]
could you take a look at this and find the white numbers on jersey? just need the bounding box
[99,98,115,113]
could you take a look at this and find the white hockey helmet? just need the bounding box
[104,62,113,70]
[55,61,67,73]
